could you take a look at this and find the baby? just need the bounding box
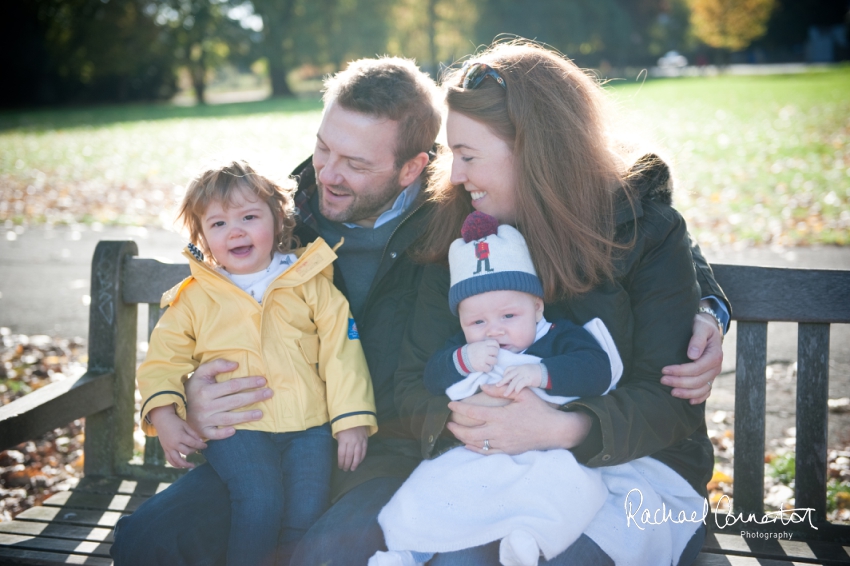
[137,161,377,566]
[371,212,621,566]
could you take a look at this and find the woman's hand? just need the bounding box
[446,384,592,455]
[185,359,272,440]
[661,308,724,404]
[336,426,368,472]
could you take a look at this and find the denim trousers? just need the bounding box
[202,425,333,566]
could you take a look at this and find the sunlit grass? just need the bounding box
[607,67,850,246]
[2,68,849,245]
[1,97,324,227]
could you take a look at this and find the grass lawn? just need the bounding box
[607,67,850,246]
[2,67,848,245]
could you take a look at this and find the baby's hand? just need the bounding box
[148,405,205,469]
[336,426,368,472]
[466,339,500,372]
[496,364,543,396]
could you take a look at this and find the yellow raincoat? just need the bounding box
[138,238,377,439]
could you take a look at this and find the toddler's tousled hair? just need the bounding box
[178,161,298,263]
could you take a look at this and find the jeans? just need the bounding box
[110,426,332,566]
[289,475,405,565]
[111,463,231,566]
[202,426,333,566]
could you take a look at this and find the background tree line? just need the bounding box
[3,0,848,108]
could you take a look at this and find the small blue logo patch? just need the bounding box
[348,318,360,340]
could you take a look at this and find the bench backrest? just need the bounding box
[1,241,848,539]
[711,264,850,541]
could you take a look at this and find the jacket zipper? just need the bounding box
[378,200,427,267]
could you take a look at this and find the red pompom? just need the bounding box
[461,211,499,242]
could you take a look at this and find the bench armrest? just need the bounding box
[0,371,114,451]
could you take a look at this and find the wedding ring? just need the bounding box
[483,439,490,451]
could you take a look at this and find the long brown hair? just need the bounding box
[417,40,635,302]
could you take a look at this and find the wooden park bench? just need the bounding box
[1,240,849,565]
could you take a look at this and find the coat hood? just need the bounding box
[614,154,674,226]
[162,237,339,308]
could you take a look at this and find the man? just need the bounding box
[111,56,727,565]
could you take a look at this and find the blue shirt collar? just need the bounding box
[343,178,422,229]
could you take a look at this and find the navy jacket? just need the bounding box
[423,320,611,399]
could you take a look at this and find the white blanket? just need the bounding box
[378,446,607,559]
[584,458,705,566]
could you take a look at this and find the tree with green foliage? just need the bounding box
[4,0,177,106]
[153,0,246,104]
[688,0,777,52]
[473,0,634,67]
[384,0,477,76]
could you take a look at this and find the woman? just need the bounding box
[392,40,722,565]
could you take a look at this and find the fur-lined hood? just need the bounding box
[614,154,674,226]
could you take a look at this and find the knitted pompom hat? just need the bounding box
[448,211,544,315]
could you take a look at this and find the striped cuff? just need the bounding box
[540,363,551,389]
[453,346,473,375]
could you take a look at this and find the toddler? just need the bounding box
[137,161,377,566]
[370,212,622,566]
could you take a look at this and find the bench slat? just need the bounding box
[0,522,113,544]
[40,491,147,514]
[712,265,850,323]
[694,553,830,565]
[733,321,767,516]
[14,505,127,529]
[0,533,111,559]
[143,302,168,467]
[0,545,113,565]
[122,258,189,304]
[68,476,169,498]
[796,322,830,523]
[701,531,850,565]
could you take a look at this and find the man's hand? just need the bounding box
[496,364,543,396]
[661,309,724,404]
[466,339,499,372]
[336,426,368,472]
[148,405,205,469]
[185,359,272,440]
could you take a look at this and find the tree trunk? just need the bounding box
[268,58,294,98]
[256,0,296,98]
[427,0,438,78]
[191,58,207,105]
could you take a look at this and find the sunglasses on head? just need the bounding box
[461,61,507,90]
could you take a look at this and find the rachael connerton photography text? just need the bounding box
[624,489,818,531]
